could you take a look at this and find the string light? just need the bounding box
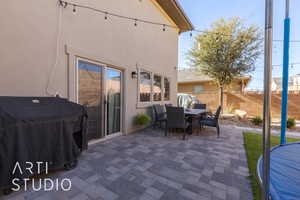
[72,4,76,13]
[57,0,300,42]
[58,0,176,31]
[134,19,137,26]
[191,28,300,43]
[63,1,68,8]
[273,40,300,43]
[58,0,64,7]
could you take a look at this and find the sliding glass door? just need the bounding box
[78,60,104,140]
[106,68,122,135]
[77,59,122,140]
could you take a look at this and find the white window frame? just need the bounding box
[163,77,171,101]
[137,68,171,108]
[193,85,204,94]
[137,68,153,106]
[153,74,163,102]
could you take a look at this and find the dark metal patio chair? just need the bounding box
[191,103,207,131]
[193,103,206,109]
[165,107,190,140]
[199,106,222,137]
[165,103,173,107]
[153,104,167,128]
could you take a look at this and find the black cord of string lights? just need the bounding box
[58,0,300,43]
[58,0,176,31]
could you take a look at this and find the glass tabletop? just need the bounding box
[184,108,207,115]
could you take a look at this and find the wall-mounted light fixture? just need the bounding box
[131,71,138,79]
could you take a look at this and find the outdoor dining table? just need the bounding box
[184,108,207,134]
[184,108,207,116]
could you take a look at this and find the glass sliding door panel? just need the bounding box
[106,68,121,135]
[78,60,103,140]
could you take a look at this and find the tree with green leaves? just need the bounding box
[187,17,263,110]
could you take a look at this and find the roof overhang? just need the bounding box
[155,0,194,33]
[239,76,252,83]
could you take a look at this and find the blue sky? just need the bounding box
[178,0,300,90]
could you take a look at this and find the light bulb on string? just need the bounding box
[57,1,201,33]
[59,0,64,7]
[72,4,76,14]
[63,2,68,8]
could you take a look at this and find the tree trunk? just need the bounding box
[220,86,224,112]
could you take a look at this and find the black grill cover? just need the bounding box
[0,97,88,189]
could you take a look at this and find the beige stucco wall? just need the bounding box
[0,0,179,134]
[178,80,245,111]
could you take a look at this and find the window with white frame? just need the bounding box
[164,77,170,101]
[139,70,151,102]
[193,85,204,94]
[153,75,162,101]
[138,69,170,104]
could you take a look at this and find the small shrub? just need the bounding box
[134,114,151,126]
[287,118,296,129]
[251,116,263,126]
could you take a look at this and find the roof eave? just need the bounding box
[172,0,194,33]
[156,0,194,33]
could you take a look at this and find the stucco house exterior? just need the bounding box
[178,69,251,110]
[0,0,193,141]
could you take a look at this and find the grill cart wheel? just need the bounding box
[64,160,78,171]
[3,188,12,195]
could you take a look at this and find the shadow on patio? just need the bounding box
[2,126,252,200]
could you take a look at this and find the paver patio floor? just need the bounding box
[2,126,252,200]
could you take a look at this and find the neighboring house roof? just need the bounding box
[178,69,212,83]
[155,0,194,33]
[273,74,300,85]
[272,74,300,90]
[177,69,251,84]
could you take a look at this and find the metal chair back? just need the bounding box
[153,104,165,118]
[214,106,222,120]
[166,107,185,129]
[193,104,206,109]
[165,104,173,108]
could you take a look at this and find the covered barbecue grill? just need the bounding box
[0,97,88,192]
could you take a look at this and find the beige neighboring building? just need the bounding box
[0,0,193,140]
[272,74,300,92]
[178,69,251,110]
